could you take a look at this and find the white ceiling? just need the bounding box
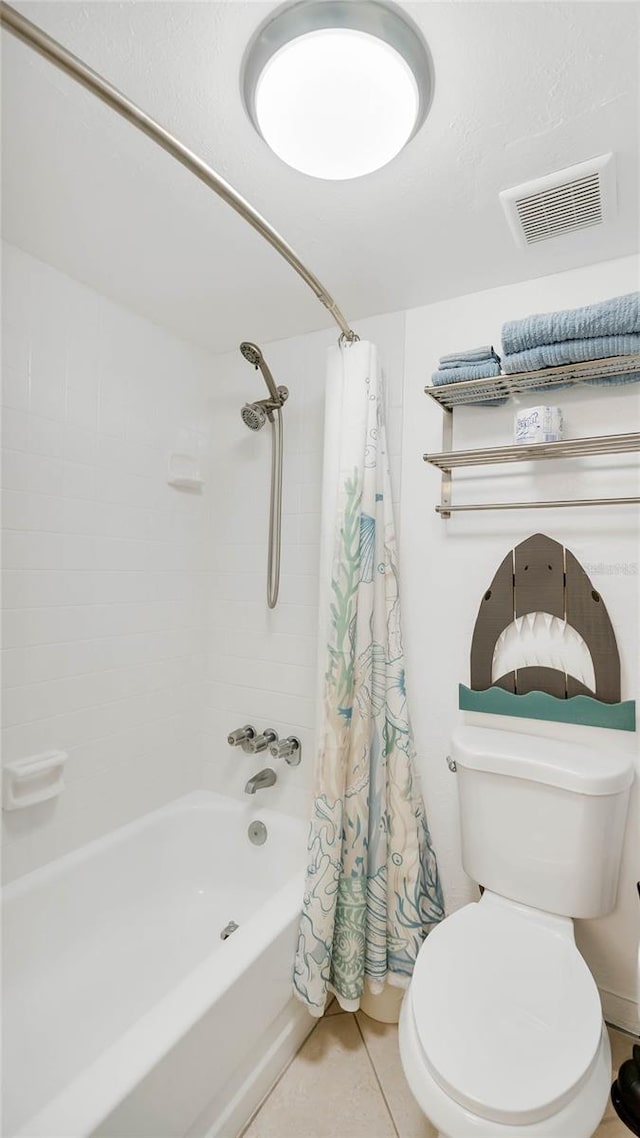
[1,1,638,354]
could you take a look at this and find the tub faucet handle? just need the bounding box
[227,725,256,752]
[270,736,302,766]
[248,728,278,754]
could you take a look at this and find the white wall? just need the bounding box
[1,242,213,881]
[3,238,638,1031]
[400,254,640,1031]
[201,312,406,819]
[0,243,406,876]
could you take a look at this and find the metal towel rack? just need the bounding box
[423,355,640,517]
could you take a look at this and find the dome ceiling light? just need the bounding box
[242,1,434,181]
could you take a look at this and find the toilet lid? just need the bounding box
[411,898,602,1126]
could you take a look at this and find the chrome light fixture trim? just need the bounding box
[241,0,434,177]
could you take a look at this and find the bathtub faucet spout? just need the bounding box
[244,768,277,795]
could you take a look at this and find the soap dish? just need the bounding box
[167,453,204,492]
[2,750,68,810]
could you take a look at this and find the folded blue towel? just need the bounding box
[502,292,640,355]
[431,360,502,386]
[502,334,640,374]
[439,346,501,369]
[431,359,506,405]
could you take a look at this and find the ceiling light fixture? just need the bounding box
[242,1,434,181]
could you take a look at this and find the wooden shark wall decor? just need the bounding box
[460,534,635,732]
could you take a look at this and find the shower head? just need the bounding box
[238,341,286,610]
[241,401,267,431]
[239,340,280,404]
[240,341,263,368]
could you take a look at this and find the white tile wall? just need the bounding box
[4,237,638,1035]
[1,242,406,879]
[202,312,406,819]
[1,242,213,881]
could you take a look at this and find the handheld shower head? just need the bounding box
[241,402,267,431]
[240,342,263,368]
[239,341,280,403]
[238,339,285,609]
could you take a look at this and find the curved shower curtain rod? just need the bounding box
[0,1,359,344]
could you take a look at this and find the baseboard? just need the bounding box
[187,999,315,1138]
[601,987,640,1035]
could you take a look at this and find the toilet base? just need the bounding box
[399,991,611,1138]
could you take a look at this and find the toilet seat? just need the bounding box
[410,894,603,1126]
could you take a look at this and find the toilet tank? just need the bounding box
[453,726,634,918]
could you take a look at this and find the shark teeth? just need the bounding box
[492,612,595,691]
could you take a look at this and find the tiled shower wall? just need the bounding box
[202,314,406,819]
[1,242,213,881]
[1,241,407,878]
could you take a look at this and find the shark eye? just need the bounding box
[484,590,492,601]
[592,590,600,602]
[548,564,553,570]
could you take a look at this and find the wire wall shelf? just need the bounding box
[424,353,640,410]
[423,355,640,517]
[424,432,640,471]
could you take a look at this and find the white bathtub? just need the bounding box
[2,790,313,1138]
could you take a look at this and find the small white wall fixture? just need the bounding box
[3,751,68,811]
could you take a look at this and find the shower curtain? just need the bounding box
[293,340,444,1017]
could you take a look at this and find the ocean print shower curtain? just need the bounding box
[293,340,444,1017]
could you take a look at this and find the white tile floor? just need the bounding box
[243,1005,636,1138]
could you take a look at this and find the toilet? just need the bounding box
[399,725,634,1138]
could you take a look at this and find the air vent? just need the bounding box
[500,154,616,249]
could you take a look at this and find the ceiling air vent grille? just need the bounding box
[516,172,601,244]
[500,154,616,249]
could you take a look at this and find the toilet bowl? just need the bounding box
[398,726,634,1138]
[399,892,611,1138]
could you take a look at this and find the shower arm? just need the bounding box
[0,1,359,345]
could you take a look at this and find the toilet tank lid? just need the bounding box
[452,726,634,795]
